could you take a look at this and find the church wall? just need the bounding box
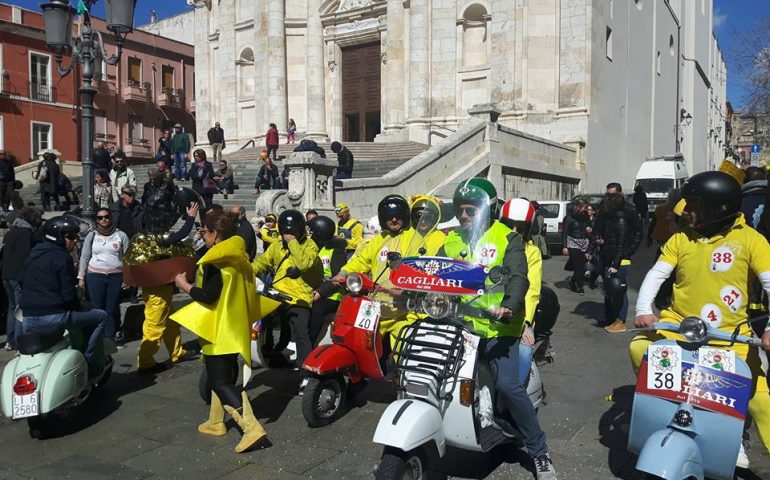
[287,31,308,132]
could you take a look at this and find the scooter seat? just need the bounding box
[17,327,65,355]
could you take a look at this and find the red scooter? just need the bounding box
[300,263,399,427]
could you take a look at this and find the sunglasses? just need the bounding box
[96,215,111,220]
[458,206,479,217]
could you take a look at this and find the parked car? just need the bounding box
[537,200,570,252]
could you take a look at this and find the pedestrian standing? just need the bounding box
[109,151,137,191]
[93,142,112,173]
[331,141,354,180]
[265,123,279,161]
[78,208,130,343]
[1,207,42,350]
[171,123,191,181]
[286,118,297,144]
[111,186,142,239]
[632,184,649,226]
[172,210,269,453]
[0,151,16,212]
[562,200,591,295]
[230,206,257,261]
[35,151,61,211]
[189,149,217,207]
[93,171,119,209]
[207,121,226,163]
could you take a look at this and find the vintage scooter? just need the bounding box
[1,309,116,438]
[628,317,759,480]
[371,255,546,479]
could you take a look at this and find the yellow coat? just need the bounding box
[524,240,542,324]
[171,236,258,363]
[252,236,322,307]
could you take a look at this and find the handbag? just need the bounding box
[202,176,219,194]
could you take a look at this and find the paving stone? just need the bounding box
[21,455,152,480]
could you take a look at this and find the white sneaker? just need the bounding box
[737,443,750,469]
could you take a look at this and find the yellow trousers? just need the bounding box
[630,332,770,454]
[137,284,186,369]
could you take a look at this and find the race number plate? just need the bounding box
[353,298,380,332]
[12,393,38,419]
[646,345,682,391]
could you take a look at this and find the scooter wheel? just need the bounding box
[301,375,346,428]
[375,447,442,480]
[27,415,54,440]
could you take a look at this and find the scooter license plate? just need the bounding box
[12,393,38,419]
[354,298,380,332]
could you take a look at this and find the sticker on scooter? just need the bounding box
[699,347,736,373]
[458,330,480,379]
[354,298,380,332]
[647,345,682,391]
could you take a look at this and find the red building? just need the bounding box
[0,3,195,165]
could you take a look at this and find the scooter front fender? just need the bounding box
[301,344,358,377]
[636,429,703,480]
[373,399,446,457]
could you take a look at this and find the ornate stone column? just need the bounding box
[267,0,288,131]
[383,0,406,134]
[305,0,328,140]
[253,0,268,137]
[407,0,429,129]
[253,152,337,217]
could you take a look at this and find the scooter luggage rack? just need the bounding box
[394,321,465,403]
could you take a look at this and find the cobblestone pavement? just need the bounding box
[0,244,768,479]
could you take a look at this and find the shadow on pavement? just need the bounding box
[425,444,533,479]
[598,385,638,479]
[572,300,606,326]
[246,368,299,423]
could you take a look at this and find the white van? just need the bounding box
[634,154,689,214]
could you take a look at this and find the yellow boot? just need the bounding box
[223,391,268,453]
[198,392,227,436]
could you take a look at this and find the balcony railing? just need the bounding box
[30,82,56,102]
[123,81,150,103]
[158,87,181,108]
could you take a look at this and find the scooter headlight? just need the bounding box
[420,293,451,319]
[346,273,363,294]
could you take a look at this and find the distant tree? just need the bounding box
[732,19,770,113]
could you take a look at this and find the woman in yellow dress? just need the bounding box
[172,210,267,453]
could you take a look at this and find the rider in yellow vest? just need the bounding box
[402,195,446,255]
[334,203,364,254]
[252,210,323,368]
[440,178,558,477]
[309,215,348,346]
[333,195,416,342]
[632,172,770,468]
[171,210,267,453]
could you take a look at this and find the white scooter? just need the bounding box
[371,259,546,479]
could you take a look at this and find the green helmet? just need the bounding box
[453,178,498,219]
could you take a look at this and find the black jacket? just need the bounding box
[1,219,35,281]
[597,210,638,269]
[189,162,216,194]
[92,147,112,171]
[112,200,143,238]
[0,158,15,183]
[20,241,80,316]
[561,213,590,247]
[337,147,354,176]
[207,127,225,146]
[142,180,176,211]
[237,219,258,262]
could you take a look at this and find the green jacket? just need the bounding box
[171,132,190,154]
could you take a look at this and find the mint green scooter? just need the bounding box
[0,324,115,438]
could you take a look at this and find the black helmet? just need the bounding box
[43,215,80,247]
[680,171,741,236]
[604,275,628,298]
[308,215,336,244]
[378,195,410,232]
[278,209,306,238]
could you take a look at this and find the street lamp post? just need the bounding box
[40,0,136,218]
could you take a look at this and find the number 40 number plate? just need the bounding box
[12,393,38,419]
[646,345,683,391]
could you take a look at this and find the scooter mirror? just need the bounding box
[387,252,403,270]
[488,266,511,285]
[680,316,708,343]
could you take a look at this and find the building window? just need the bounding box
[609,0,613,19]
[161,65,175,93]
[606,27,613,61]
[31,122,51,158]
[128,117,143,144]
[30,53,52,102]
[127,57,141,85]
[669,35,675,55]
[656,51,661,76]
[11,6,21,24]
[237,48,255,99]
[95,110,107,140]
[461,4,489,68]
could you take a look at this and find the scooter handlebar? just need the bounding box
[652,321,762,347]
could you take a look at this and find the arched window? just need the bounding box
[461,4,488,68]
[237,47,255,98]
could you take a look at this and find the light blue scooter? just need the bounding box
[628,317,758,480]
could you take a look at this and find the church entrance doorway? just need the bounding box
[341,42,381,142]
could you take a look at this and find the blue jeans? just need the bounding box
[23,310,110,360]
[480,336,548,458]
[602,265,629,323]
[173,152,188,180]
[85,272,123,340]
[518,342,534,385]
[3,279,20,348]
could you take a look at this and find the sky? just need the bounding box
[6,0,769,109]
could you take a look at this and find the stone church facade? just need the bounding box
[190,0,725,191]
